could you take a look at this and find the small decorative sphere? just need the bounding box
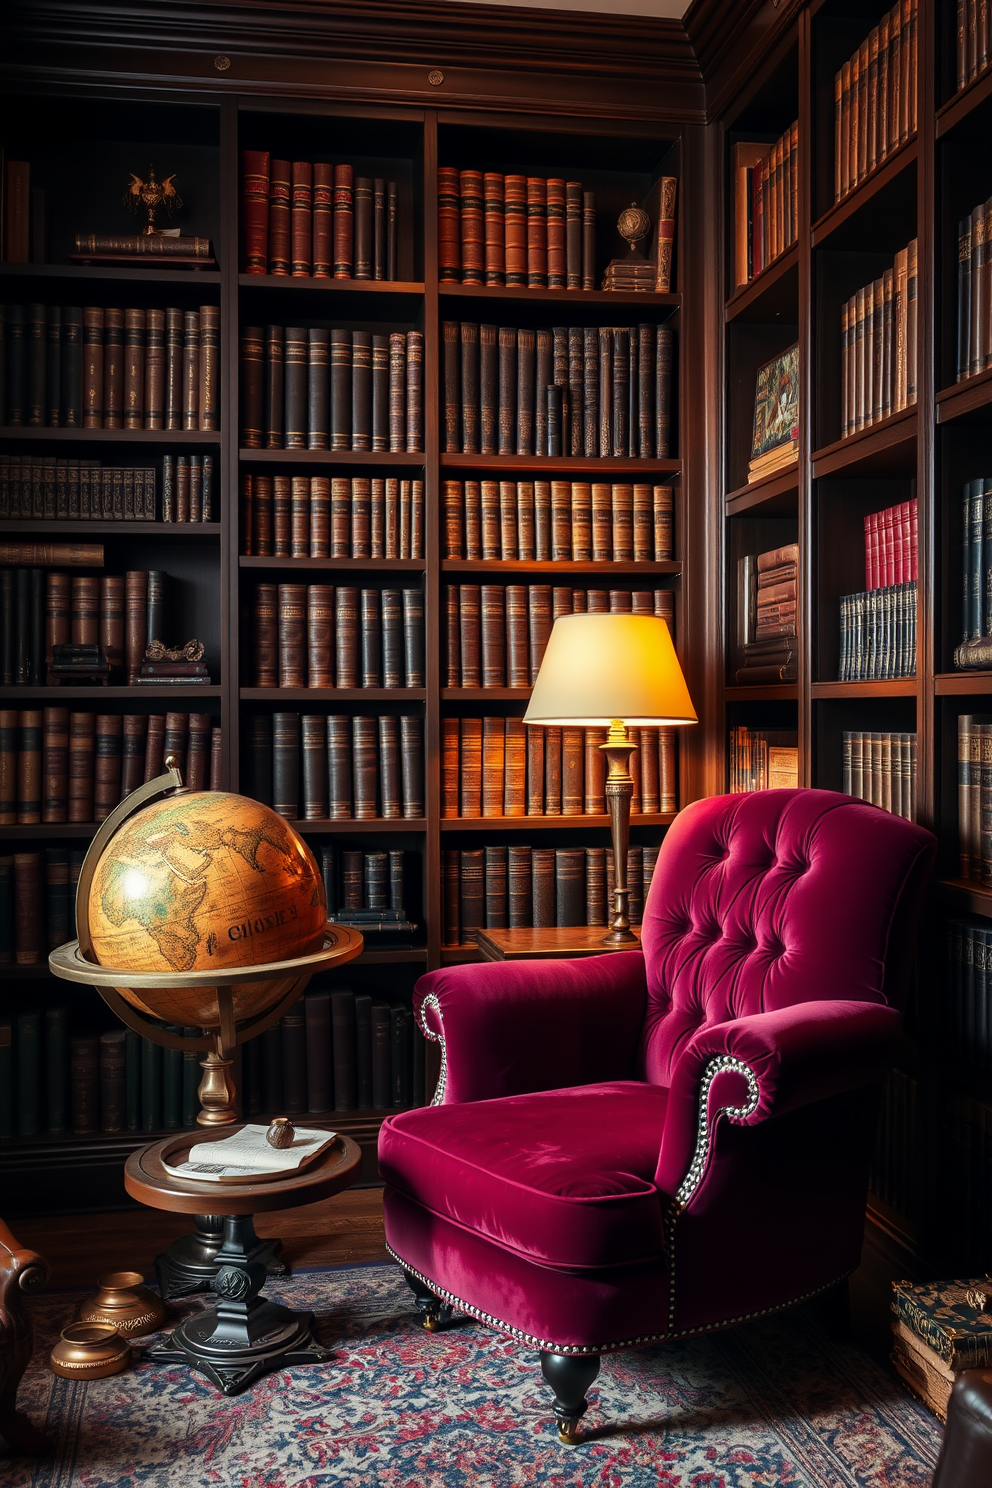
[617,203,651,247]
[85,791,326,1027]
[266,1117,296,1149]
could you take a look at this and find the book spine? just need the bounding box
[242,149,271,274]
[268,159,291,274]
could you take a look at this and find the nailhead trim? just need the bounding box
[671,1055,761,1214]
[417,993,448,1105]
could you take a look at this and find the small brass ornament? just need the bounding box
[144,638,206,663]
[80,1271,167,1338]
[125,166,183,236]
[266,1116,296,1149]
[49,1322,131,1379]
[616,202,651,254]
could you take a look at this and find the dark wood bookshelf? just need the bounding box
[725,465,799,515]
[239,449,426,465]
[810,680,918,700]
[438,284,680,308]
[0,263,222,284]
[0,427,221,444]
[439,454,681,474]
[0,685,222,700]
[811,137,918,249]
[935,367,992,425]
[440,558,682,575]
[811,408,918,479]
[240,556,425,572]
[724,245,799,324]
[439,813,677,831]
[238,275,425,295]
[239,687,427,702]
[0,521,221,536]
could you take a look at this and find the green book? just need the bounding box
[0,1019,12,1138]
[45,1005,69,1132]
[891,1278,992,1370]
[162,1026,183,1131]
[16,1012,41,1136]
[0,855,13,964]
[182,1026,200,1128]
[140,1037,162,1132]
[125,1029,140,1131]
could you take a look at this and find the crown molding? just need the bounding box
[684,0,803,118]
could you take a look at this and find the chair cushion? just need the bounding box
[379,1081,669,1271]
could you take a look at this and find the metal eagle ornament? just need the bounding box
[125,166,183,235]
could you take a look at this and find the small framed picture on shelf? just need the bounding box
[748,343,798,484]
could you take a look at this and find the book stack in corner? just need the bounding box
[730,123,798,289]
[891,1277,992,1421]
[728,727,798,791]
[838,501,917,681]
[735,543,798,684]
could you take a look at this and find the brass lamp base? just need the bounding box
[600,720,638,946]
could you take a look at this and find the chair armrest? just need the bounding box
[414,951,647,1104]
[655,999,902,1203]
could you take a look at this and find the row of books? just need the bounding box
[441,321,675,459]
[842,731,917,820]
[735,542,798,685]
[241,153,399,280]
[441,718,678,819]
[1,567,179,686]
[1,302,219,431]
[730,123,798,290]
[243,711,423,821]
[957,714,992,884]
[955,200,992,384]
[864,499,918,589]
[240,325,424,453]
[837,582,917,681]
[444,584,676,689]
[2,160,43,266]
[956,477,992,669]
[240,474,424,560]
[0,848,83,966]
[955,0,991,93]
[833,0,918,205]
[728,728,799,793]
[0,709,220,826]
[890,1277,992,1423]
[442,479,674,563]
[945,920,992,1078]
[318,846,416,948]
[249,583,425,690]
[442,843,658,945]
[438,169,597,291]
[840,239,918,440]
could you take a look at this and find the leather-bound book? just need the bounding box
[513,480,534,560]
[567,481,591,561]
[483,171,505,286]
[632,483,654,561]
[556,848,586,926]
[459,716,482,817]
[70,1034,100,1135]
[444,480,463,558]
[585,482,609,561]
[121,713,147,798]
[659,728,677,811]
[482,716,505,816]
[307,584,334,688]
[585,846,607,925]
[240,326,265,448]
[553,324,569,444]
[464,479,482,559]
[329,477,350,558]
[387,180,398,279]
[0,711,16,825]
[327,714,353,818]
[384,478,400,558]
[303,328,329,449]
[459,849,484,942]
[42,706,69,823]
[531,480,550,560]
[278,583,307,688]
[460,322,479,453]
[388,333,407,452]
[182,309,200,431]
[283,325,308,448]
[441,715,460,816]
[271,475,290,555]
[93,713,122,821]
[209,726,222,790]
[144,307,165,430]
[484,844,508,928]
[561,727,584,816]
[516,328,535,454]
[143,713,165,783]
[349,475,370,558]
[280,1009,308,1114]
[14,858,42,971]
[656,324,674,458]
[582,191,596,289]
[360,588,382,687]
[186,713,211,793]
[584,727,606,813]
[399,715,423,816]
[526,177,548,287]
[596,326,612,456]
[628,726,641,810]
[163,710,189,781]
[122,308,145,430]
[506,585,529,687]
[45,571,70,671]
[532,327,551,456]
[146,569,168,648]
[352,330,372,451]
[272,710,300,819]
[504,718,526,816]
[241,149,270,273]
[82,307,104,428]
[291,160,313,276]
[525,724,544,814]
[479,323,498,455]
[459,583,482,687]
[611,483,634,561]
[501,173,527,287]
[99,574,124,674]
[640,725,660,813]
[527,584,552,684]
[310,475,330,557]
[101,306,124,429]
[268,159,292,274]
[252,583,278,687]
[335,586,359,687]
[164,307,184,430]
[637,324,655,457]
[481,584,506,688]
[548,479,570,561]
[627,324,639,457]
[565,325,583,456]
[402,588,424,687]
[343,847,363,906]
[477,479,497,560]
[304,990,333,1113]
[301,713,328,819]
[124,569,148,684]
[611,328,630,457]
[290,475,309,557]
[438,167,461,283]
[378,715,402,818]
[333,164,355,278]
[505,844,531,927]
[264,323,285,447]
[628,845,644,925]
[61,306,83,427]
[494,479,515,560]
[547,384,563,457]
[405,331,424,453]
[532,847,556,926]
[16,709,42,824]
[354,176,373,279]
[350,715,377,818]
[566,182,583,288]
[459,169,484,285]
[546,178,566,287]
[578,325,596,457]
[543,725,562,814]
[389,848,405,912]
[442,322,461,452]
[442,850,460,942]
[497,326,517,455]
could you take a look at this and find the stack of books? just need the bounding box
[728,727,799,792]
[320,846,418,950]
[839,502,917,681]
[891,1278,992,1421]
[249,583,424,690]
[242,711,424,821]
[747,345,798,483]
[833,1,918,206]
[735,543,799,684]
[241,474,424,560]
[955,477,992,669]
[241,153,398,280]
[443,478,674,562]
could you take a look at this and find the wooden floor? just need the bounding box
[13,1188,389,1289]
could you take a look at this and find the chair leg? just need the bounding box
[402,1269,453,1332]
[540,1350,601,1445]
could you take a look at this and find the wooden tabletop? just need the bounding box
[124,1126,363,1216]
[474,926,643,961]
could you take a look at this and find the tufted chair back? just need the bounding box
[638,789,935,1088]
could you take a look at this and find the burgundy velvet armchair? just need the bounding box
[379,789,935,1443]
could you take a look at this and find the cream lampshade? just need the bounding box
[524,613,696,945]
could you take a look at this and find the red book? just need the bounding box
[459,170,484,286]
[526,177,548,288]
[313,162,333,278]
[333,164,354,278]
[863,511,875,589]
[241,150,270,275]
[546,178,566,288]
[882,505,894,586]
[437,166,461,284]
[909,501,918,581]
[268,159,291,275]
[291,160,313,277]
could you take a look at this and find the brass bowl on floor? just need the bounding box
[80,1270,167,1337]
[50,1322,131,1379]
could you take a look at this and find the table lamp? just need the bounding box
[523,613,696,945]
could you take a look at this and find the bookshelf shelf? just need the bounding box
[239,275,425,295]
[935,67,992,138]
[440,946,483,964]
[439,813,676,831]
[935,369,992,426]
[437,284,680,309]
[934,673,992,695]
[440,558,681,576]
[724,245,799,325]
[810,137,918,250]
[239,449,425,466]
[441,687,531,701]
[1,823,103,839]
[725,465,799,515]
[724,684,799,702]
[0,521,221,537]
[0,428,221,445]
[239,687,426,701]
[240,556,425,572]
[0,685,221,700]
[936,879,992,919]
[439,454,681,475]
[811,409,918,479]
[0,263,222,285]
[810,680,917,699]
[289,818,427,834]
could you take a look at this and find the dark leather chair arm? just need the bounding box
[932,1369,992,1488]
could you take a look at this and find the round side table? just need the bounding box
[125,1128,362,1395]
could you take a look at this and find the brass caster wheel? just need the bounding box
[557,1417,581,1446]
[422,1313,441,1333]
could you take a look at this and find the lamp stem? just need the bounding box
[600,720,638,946]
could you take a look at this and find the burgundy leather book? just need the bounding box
[186,713,211,793]
[333,164,354,278]
[438,167,461,284]
[93,713,122,822]
[484,172,505,287]
[459,170,485,285]
[312,162,333,278]
[584,727,606,813]
[268,159,291,275]
[278,582,307,688]
[504,174,527,287]
[121,713,147,798]
[441,716,459,818]
[291,160,313,276]
[241,149,270,274]
[307,583,334,689]
[42,706,68,823]
[142,713,165,783]
[526,177,548,288]
[124,569,147,684]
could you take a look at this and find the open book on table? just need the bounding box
[163,1124,337,1183]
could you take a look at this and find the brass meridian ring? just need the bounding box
[48,926,363,988]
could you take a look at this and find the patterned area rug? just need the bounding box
[7,1262,941,1487]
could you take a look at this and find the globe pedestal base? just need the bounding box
[154,1215,286,1301]
[146,1215,328,1394]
